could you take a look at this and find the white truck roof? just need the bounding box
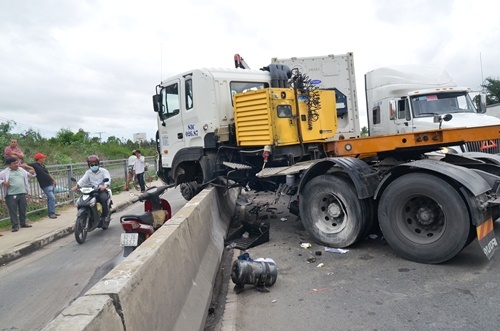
[365,65,461,100]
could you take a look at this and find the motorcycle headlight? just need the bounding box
[81,187,93,194]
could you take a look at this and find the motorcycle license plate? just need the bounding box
[120,233,139,247]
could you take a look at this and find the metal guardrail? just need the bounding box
[0,156,157,222]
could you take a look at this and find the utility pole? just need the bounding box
[94,131,105,143]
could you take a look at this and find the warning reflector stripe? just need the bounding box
[477,218,494,241]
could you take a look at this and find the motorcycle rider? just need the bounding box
[71,155,111,226]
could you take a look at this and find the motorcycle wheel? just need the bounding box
[123,246,135,257]
[75,214,88,244]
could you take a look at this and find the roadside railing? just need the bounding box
[0,156,156,222]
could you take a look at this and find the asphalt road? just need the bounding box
[223,191,500,331]
[0,187,185,331]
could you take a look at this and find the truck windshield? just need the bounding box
[411,92,476,118]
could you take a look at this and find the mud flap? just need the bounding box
[477,218,498,259]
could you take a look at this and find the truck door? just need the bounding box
[158,80,184,168]
[391,98,411,133]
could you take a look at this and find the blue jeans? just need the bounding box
[136,172,145,191]
[42,185,56,216]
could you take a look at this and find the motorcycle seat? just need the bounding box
[120,212,155,225]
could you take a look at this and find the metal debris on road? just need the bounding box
[324,247,348,254]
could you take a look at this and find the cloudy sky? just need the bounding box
[1,0,499,142]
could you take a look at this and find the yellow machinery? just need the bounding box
[233,88,337,147]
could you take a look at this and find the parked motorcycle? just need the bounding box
[71,177,113,244]
[120,185,172,257]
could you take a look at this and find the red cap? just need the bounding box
[34,153,47,160]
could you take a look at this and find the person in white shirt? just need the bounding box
[124,150,136,191]
[133,150,146,193]
[71,155,111,223]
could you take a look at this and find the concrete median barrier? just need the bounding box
[43,186,239,331]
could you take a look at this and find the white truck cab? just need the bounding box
[153,68,272,183]
[365,65,500,153]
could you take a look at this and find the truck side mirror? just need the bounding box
[405,99,411,121]
[476,94,487,113]
[153,94,161,113]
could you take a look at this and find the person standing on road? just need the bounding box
[29,153,60,219]
[0,157,36,232]
[123,150,136,191]
[133,150,146,193]
[71,155,111,226]
[4,138,34,172]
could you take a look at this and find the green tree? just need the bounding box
[1,121,156,164]
[360,126,369,137]
[481,77,500,105]
[56,128,90,145]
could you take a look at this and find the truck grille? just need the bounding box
[465,140,500,154]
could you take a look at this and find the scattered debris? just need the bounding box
[315,251,322,256]
[306,257,316,263]
[236,195,252,206]
[368,234,378,239]
[272,300,277,303]
[324,247,348,254]
[280,217,287,222]
[225,221,270,250]
[308,288,328,294]
[300,242,312,249]
[317,263,324,268]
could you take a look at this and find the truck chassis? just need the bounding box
[232,125,500,263]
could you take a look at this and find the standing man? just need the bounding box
[71,155,112,227]
[123,150,136,191]
[133,150,146,193]
[0,157,36,232]
[29,153,60,219]
[4,138,33,172]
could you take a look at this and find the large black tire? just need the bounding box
[74,214,88,244]
[299,175,366,248]
[360,197,378,238]
[378,172,470,264]
[180,181,201,201]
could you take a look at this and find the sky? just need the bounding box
[1,0,499,142]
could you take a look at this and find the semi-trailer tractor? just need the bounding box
[152,53,499,264]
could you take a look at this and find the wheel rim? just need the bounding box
[397,195,445,244]
[312,193,348,234]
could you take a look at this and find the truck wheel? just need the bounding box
[378,173,470,264]
[180,182,201,201]
[300,175,365,247]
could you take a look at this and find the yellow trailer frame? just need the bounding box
[326,125,500,158]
